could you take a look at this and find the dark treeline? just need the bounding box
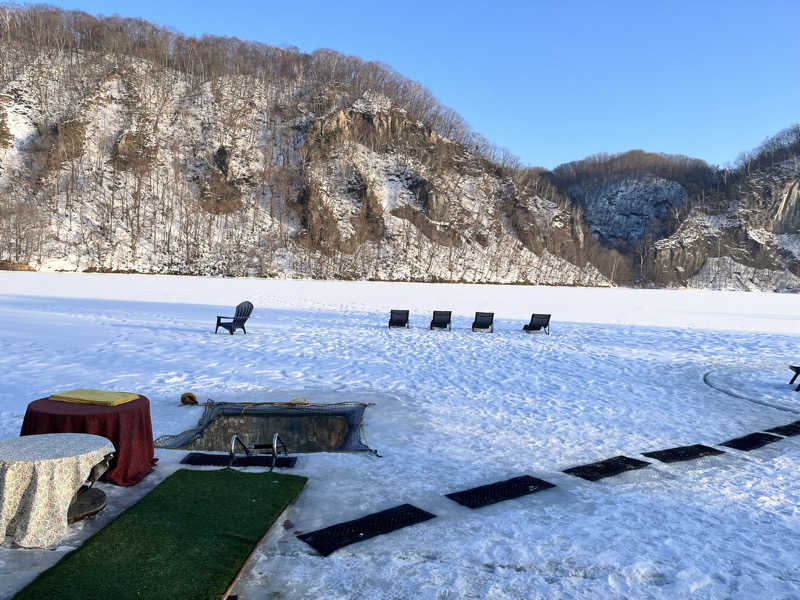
[547,150,717,194]
[0,3,520,167]
[546,127,800,198]
[2,5,795,187]
[734,124,800,176]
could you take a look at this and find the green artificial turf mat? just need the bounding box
[14,468,306,600]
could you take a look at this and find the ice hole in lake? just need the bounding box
[155,390,380,454]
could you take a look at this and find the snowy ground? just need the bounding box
[1,272,800,599]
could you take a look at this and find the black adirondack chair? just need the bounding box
[215,301,254,335]
[523,313,551,334]
[430,311,452,331]
[388,310,410,328]
[472,312,494,332]
[790,365,800,391]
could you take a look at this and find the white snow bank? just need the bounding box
[2,272,799,334]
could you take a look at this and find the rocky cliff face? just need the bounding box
[643,160,800,291]
[0,53,615,285]
[0,7,797,291]
[567,175,686,248]
[544,148,800,291]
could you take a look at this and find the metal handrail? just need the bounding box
[270,433,287,472]
[229,434,251,467]
[229,432,290,471]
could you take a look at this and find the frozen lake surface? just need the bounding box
[1,273,799,599]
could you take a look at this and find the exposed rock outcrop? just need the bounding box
[568,175,686,248]
[0,8,796,290]
[642,162,800,290]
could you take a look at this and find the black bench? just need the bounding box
[523,313,551,334]
[388,310,410,328]
[471,312,494,332]
[790,365,800,391]
[430,311,452,331]
[215,300,254,335]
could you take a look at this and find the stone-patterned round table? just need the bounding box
[0,433,115,548]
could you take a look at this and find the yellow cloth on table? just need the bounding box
[50,389,139,406]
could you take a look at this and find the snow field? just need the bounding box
[1,272,799,599]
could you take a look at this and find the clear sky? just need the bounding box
[43,0,800,169]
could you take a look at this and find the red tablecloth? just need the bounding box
[20,396,156,486]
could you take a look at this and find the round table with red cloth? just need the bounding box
[20,396,156,486]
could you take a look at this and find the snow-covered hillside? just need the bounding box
[1,7,798,291]
[0,45,612,287]
[647,160,800,291]
[1,273,800,599]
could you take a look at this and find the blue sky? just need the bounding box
[45,0,800,169]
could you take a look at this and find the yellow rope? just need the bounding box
[206,400,223,419]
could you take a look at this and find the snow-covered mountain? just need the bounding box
[0,6,797,291]
[646,159,800,291]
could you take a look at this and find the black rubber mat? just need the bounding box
[641,444,725,463]
[563,455,650,481]
[297,503,436,557]
[764,421,800,437]
[720,432,782,451]
[180,452,297,468]
[445,475,555,509]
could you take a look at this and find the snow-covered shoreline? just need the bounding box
[3,271,799,333]
[1,273,799,599]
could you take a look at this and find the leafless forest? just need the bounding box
[0,5,798,289]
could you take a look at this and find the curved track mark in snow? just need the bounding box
[703,370,800,416]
